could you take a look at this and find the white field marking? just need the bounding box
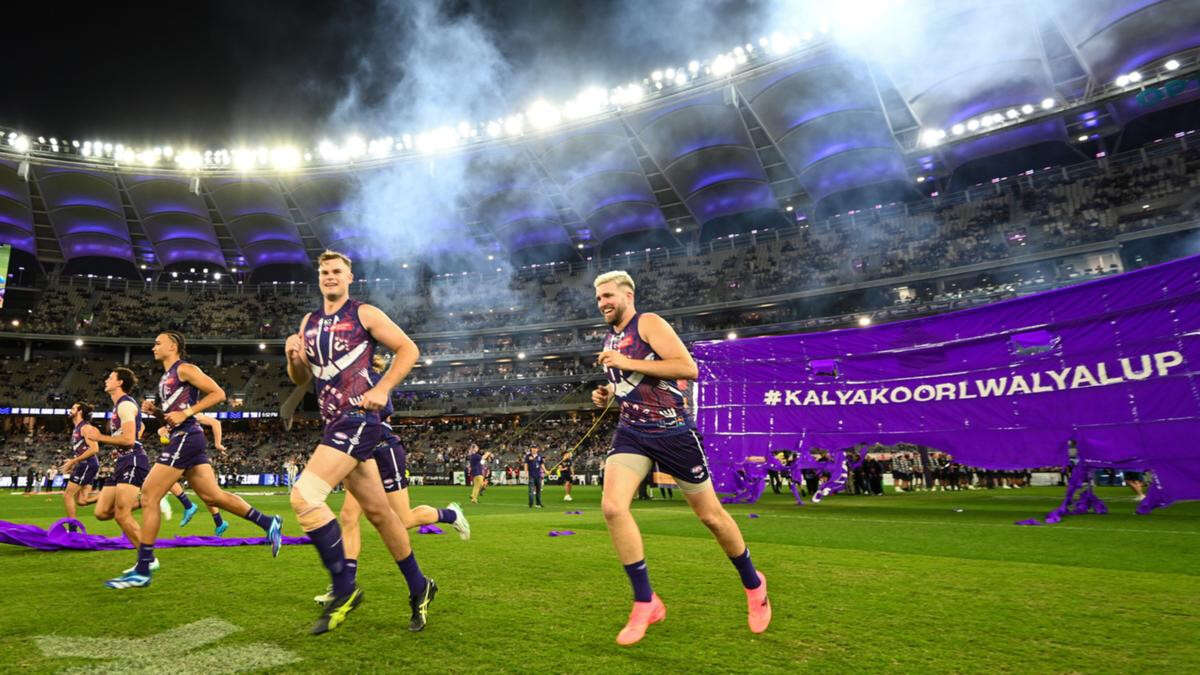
[35,617,300,674]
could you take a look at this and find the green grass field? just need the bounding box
[1,484,1198,673]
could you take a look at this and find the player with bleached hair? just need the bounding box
[285,250,435,635]
[592,270,771,645]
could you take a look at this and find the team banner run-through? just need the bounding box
[692,254,1200,511]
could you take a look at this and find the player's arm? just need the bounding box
[166,364,226,427]
[357,304,419,411]
[592,381,615,407]
[196,413,226,451]
[597,312,698,381]
[286,313,313,387]
[60,426,100,471]
[83,401,138,447]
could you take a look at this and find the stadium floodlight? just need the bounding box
[12,135,29,153]
[712,53,735,76]
[921,128,943,146]
[317,139,343,162]
[103,142,113,154]
[726,332,738,340]
[49,137,57,145]
[232,148,256,171]
[857,316,872,327]
[675,227,682,233]
[785,205,794,211]
[951,123,965,135]
[517,352,526,360]
[577,243,584,249]
[345,135,366,159]
[11,319,19,327]
[527,100,561,130]
[504,114,524,136]
[424,358,433,365]
[37,136,45,144]
[1005,109,1018,119]
[651,70,663,82]
[1115,74,1129,87]
[74,338,84,347]
[258,343,266,351]
[271,146,301,171]
[1127,71,1142,82]
[213,272,222,280]
[674,71,688,86]
[1021,103,1034,114]
[162,146,173,158]
[759,36,769,47]
[665,67,676,80]
[72,140,80,148]
[1041,97,1055,110]
[1078,135,1089,142]
[688,60,700,73]
[486,120,502,138]
[1165,59,1180,71]
[980,115,994,127]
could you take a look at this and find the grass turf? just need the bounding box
[1,484,1198,673]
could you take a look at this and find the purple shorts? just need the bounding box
[321,411,386,462]
[373,432,409,493]
[104,452,149,488]
[157,428,211,470]
[69,459,99,486]
[608,426,710,484]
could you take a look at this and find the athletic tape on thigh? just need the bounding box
[673,477,714,495]
[605,453,653,479]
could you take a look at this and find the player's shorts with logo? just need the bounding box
[157,427,210,470]
[104,452,149,487]
[608,426,710,484]
[322,410,386,461]
[68,458,99,486]
[373,434,409,492]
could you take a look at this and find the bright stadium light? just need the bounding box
[504,114,524,136]
[318,139,343,162]
[232,148,256,171]
[1165,59,1180,71]
[1041,97,1055,110]
[674,71,688,86]
[12,135,29,153]
[74,338,84,347]
[726,331,738,340]
[921,128,944,146]
[486,120,503,137]
[424,358,433,365]
[674,227,682,233]
[345,135,366,159]
[712,53,735,76]
[1078,135,1089,142]
[176,149,201,170]
[688,60,700,73]
[1005,109,1019,119]
[517,352,526,360]
[1115,74,1129,87]
[213,272,222,280]
[951,123,965,135]
[258,343,266,351]
[651,70,663,82]
[526,99,561,130]
[857,316,872,327]
[1127,71,1142,82]
[1021,103,1034,114]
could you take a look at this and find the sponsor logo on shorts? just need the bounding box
[333,432,349,441]
[691,465,705,476]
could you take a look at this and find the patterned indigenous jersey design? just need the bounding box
[158,360,202,433]
[303,298,379,424]
[602,312,693,434]
[109,395,144,457]
[71,421,97,463]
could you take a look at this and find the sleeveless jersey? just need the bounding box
[302,298,380,424]
[109,394,145,457]
[71,421,99,465]
[158,360,202,433]
[602,313,693,435]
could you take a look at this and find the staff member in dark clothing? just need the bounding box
[525,444,546,508]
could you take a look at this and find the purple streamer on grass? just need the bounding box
[548,530,576,537]
[0,518,310,551]
[418,525,444,534]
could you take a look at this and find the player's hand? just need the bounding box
[141,399,159,414]
[59,460,73,473]
[215,443,227,452]
[361,384,390,412]
[164,410,189,427]
[81,426,99,441]
[285,333,306,362]
[596,350,630,370]
[592,385,613,408]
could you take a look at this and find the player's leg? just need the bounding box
[111,483,142,547]
[535,476,544,507]
[169,481,199,526]
[601,452,663,645]
[343,459,436,631]
[186,463,281,551]
[291,444,364,634]
[470,474,483,502]
[339,490,363,566]
[133,463,185,577]
[564,477,573,501]
[93,485,116,520]
[63,482,80,523]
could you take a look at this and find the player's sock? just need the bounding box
[308,520,354,596]
[135,544,155,575]
[175,491,194,510]
[436,508,457,524]
[623,559,653,602]
[345,558,358,585]
[730,547,762,590]
[243,507,273,532]
[212,511,225,527]
[397,552,428,597]
[68,522,78,533]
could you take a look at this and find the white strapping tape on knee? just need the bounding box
[294,472,333,510]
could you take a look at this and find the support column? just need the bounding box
[124,346,130,365]
[23,340,31,362]
[217,346,223,367]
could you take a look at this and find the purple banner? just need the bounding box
[693,255,1200,511]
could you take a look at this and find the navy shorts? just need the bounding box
[560,470,573,483]
[321,411,386,462]
[104,453,149,488]
[69,459,99,487]
[157,428,211,470]
[609,426,710,484]
[373,432,409,492]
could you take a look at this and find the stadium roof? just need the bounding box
[1,0,1198,278]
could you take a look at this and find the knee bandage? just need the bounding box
[292,473,335,528]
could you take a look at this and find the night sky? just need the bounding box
[4,0,767,147]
